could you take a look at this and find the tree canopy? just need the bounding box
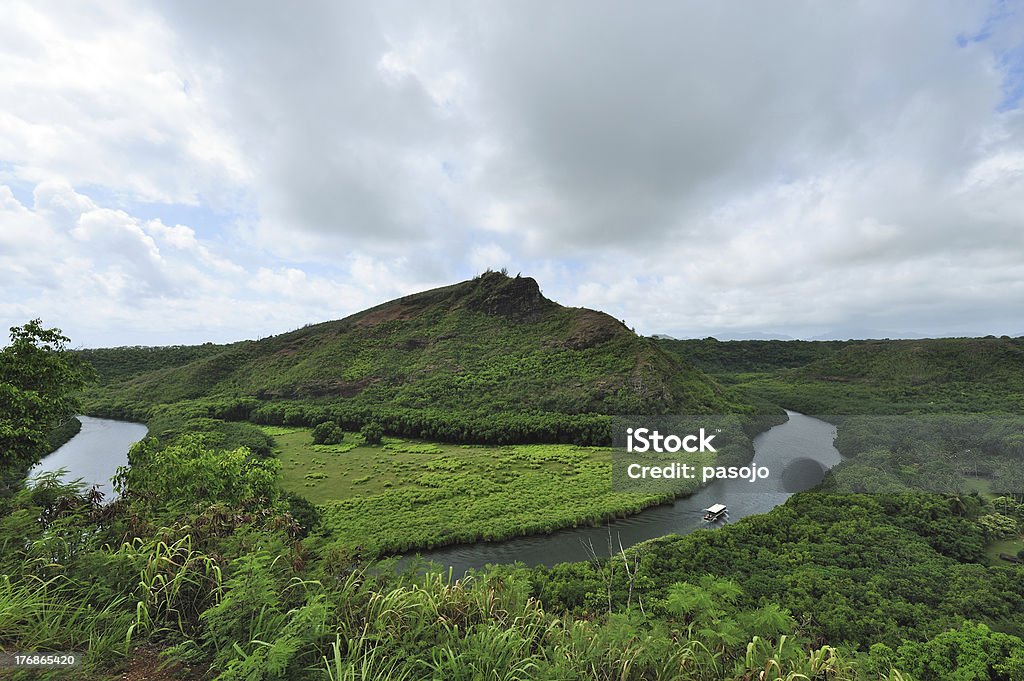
[0,319,92,486]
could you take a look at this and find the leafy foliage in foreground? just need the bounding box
[4,458,1024,680]
[114,436,282,517]
[0,466,858,680]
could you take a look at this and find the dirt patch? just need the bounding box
[354,303,415,328]
[296,377,375,398]
[558,310,627,349]
[115,646,206,681]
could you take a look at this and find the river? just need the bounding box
[35,411,841,571]
[402,410,842,573]
[31,415,148,501]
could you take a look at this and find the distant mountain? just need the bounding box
[795,337,1024,387]
[713,331,796,341]
[84,272,743,422]
[779,337,1024,413]
[807,329,931,341]
[655,332,796,341]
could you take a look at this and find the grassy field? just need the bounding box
[264,424,711,558]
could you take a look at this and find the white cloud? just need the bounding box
[468,243,511,273]
[0,181,432,345]
[0,1,247,204]
[2,2,1024,344]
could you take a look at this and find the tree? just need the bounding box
[360,421,383,445]
[115,435,280,513]
[976,513,1018,541]
[896,622,1024,681]
[311,421,344,445]
[0,320,92,485]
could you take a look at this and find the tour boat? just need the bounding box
[703,503,728,521]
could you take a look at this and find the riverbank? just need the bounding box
[401,411,842,573]
[45,415,82,453]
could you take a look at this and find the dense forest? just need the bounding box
[3,288,1024,678]
[660,337,1024,414]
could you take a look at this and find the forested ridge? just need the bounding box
[659,336,1024,414]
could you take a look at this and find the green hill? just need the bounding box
[77,342,233,385]
[84,272,753,442]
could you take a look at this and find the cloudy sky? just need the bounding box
[2,1,1024,346]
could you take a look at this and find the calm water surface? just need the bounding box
[32,415,147,500]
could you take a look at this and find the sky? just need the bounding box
[2,1,1024,347]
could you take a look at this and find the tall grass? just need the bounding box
[118,534,223,639]
[0,535,868,681]
[0,573,136,673]
[311,570,859,681]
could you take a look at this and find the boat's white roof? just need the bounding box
[705,503,727,513]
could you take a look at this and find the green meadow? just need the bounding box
[264,424,711,558]
[985,536,1024,563]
